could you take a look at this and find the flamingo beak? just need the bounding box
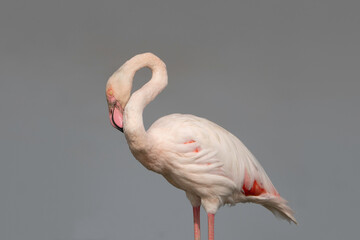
[107,92,124,133]
[109,102,124,132]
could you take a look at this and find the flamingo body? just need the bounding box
[106,53,296,240]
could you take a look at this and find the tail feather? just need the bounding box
[247,195,297,224]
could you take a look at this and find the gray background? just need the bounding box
[1,0,359,239]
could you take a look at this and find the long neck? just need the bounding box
[122,53,168,151]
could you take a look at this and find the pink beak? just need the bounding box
[107,95,124,132]
[109,103,124,132]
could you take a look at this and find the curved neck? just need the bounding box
[122,53,168,151]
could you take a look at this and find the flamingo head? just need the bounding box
[106,71,132,133]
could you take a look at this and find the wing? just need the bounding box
[148,114,277,197]
[148,114,296,223]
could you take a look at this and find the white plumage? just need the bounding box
[106,53,296,240]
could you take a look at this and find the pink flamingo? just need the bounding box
[106,53,296,240]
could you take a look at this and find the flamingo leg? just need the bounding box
[193,206,201,240]
[208,213,215,240]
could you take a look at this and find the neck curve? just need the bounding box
[122,53,168,151]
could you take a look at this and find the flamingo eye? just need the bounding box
[107,87,114,97]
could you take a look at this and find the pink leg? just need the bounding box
[208,213,215,240]
[193,206,201,240]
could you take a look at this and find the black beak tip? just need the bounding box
[114,124,123,133]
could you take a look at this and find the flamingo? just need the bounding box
[106,53,296,240]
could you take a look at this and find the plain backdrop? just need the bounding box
[1,1,359,239]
